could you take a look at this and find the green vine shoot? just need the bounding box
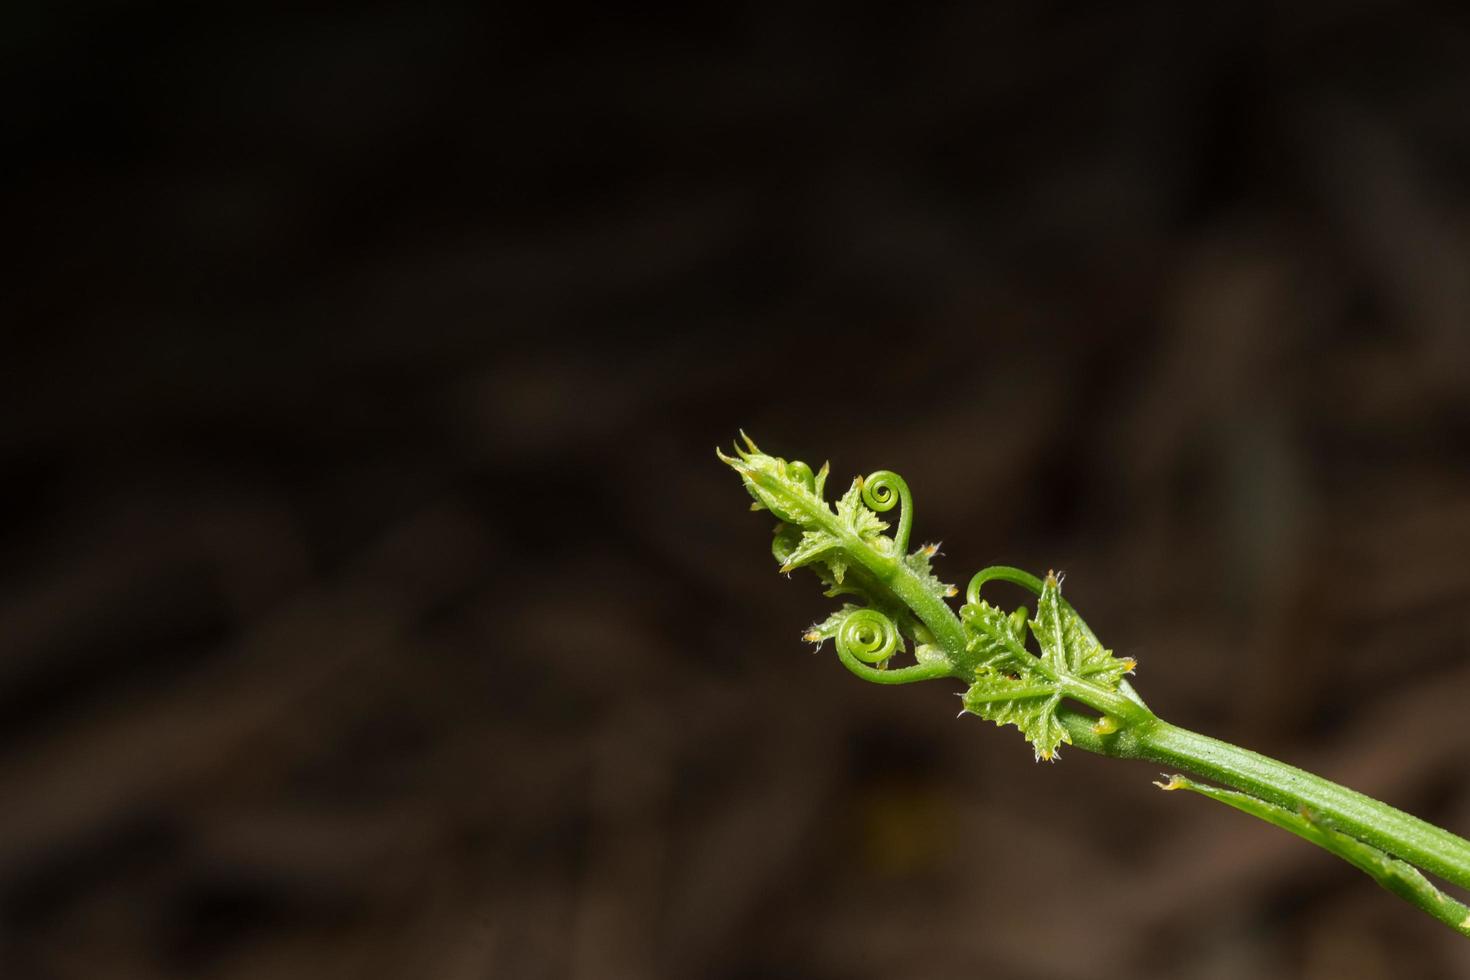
[719,433,1470,937]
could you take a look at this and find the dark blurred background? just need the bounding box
[7,2,1470,977]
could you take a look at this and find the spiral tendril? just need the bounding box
[860,470,912,553]
[832,607,954,685]
[785,459,815,493]
[836,608,899,665]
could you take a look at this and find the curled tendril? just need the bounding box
[965,565,1044,607]
[833,607,954,685]
[860,470,912,554]
[836,608,899,665]
[963,564,1114,656]
[785,459,815,493]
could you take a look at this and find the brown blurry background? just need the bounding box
[7,3,1470,978]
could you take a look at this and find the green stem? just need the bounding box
[933,593,1470,896]
[1015,648,1470,898]
[1160,775,1470,936]
[1054,700,1470,938]
[884,555,968,654]
[1103,718,1470,892]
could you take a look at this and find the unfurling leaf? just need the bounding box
[903,543,957,603]
[960,572,1134,761]
[1030,573,1136,687]
[835,480,889,542]
[963,674,1069,760]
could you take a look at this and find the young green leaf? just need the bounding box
[1029,573,1137,687]
[835,480,890,543]
[959,572,1135,761]
[903,543,958,603]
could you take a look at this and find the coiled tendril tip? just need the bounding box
[858,469,912,553]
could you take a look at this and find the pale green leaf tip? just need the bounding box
[1154,774,1187,791]
[717,442,752,469]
